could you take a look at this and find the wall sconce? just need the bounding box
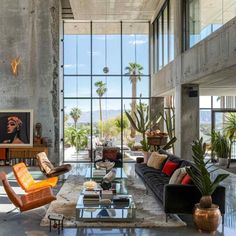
[10,57,20,76]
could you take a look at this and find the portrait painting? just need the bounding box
[0,110,33,147]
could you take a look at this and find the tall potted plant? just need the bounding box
[211,131,230,166]
[186,138,229,232]
[125,99,161,156]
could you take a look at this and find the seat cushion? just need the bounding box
[20,187,56,212]
[37,152,54,174]
[27,177,58,192]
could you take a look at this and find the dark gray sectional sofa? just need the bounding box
[135,149,226,221]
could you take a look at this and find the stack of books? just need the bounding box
[83,191,100,204]
[113,195,130,206]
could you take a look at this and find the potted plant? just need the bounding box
[211,131,230,166]
[125,99,161,160]
[186,138,229,232]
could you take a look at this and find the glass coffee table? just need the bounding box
[76,192,136,222]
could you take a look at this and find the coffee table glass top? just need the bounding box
[76,193,136,222]
[85,167,127,180]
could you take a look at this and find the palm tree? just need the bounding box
[224,113,236,168]
[125,62,143,138]
[95,81,107,138]
[69,107,82,128]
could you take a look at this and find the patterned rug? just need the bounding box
[40,174,186,228]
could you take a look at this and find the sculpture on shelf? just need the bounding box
[34,122,42,145]
[10,57,20,76]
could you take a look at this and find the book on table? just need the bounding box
[93,169,106,177]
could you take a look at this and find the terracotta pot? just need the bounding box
[193,203,221,233]
[147,136,168,146]
[143,151,152,163]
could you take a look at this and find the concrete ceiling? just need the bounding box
[198,65,236,96]
[69,0,160,21]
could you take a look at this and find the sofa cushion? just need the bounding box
[181,174,192,185]
[162,160,179,176]
[158,149,182,165]
[169,167,187,184]
[147,152,167,169]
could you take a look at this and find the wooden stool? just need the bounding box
[48,214,64,234]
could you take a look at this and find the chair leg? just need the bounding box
[7,207,18,214]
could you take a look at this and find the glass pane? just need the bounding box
[154,19,158,72]
[169,0,175,61]
[123,76,149,98]
[199,109,211,143]
[64,99,91,162]
[93,22,121,75]
[158,16,163,69]
[123,99,149,161]
[64,23,91,75]
[188,0,223,48]
[200,96,211,108]
[213,96,222,108]
[163,7,168,66]
[92,99,121,148]
[122,23,149,75]
[92,76,121,98]
[64,76,91,97]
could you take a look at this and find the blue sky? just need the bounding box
[64,33,150,116]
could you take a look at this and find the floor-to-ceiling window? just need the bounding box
[63,21,150,162]
[184,0,236,49]
[153,0,175,72]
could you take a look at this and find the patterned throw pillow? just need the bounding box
[147,152,168,169]
[169,167,187,184]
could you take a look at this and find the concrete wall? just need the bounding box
[152,16,236,96]
[0,0,60,163]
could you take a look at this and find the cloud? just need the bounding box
[128,40,147,45]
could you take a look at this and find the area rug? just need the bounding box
[40,175,186,228]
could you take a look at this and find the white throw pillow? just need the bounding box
[169,167,187,184]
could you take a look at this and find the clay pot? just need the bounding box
[193,203,221,233]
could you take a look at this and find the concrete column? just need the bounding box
[174,0,183,57]
[175,84,199,160]
[150,97,164,131]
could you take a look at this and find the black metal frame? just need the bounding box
[152,0,174,72]
[62,21,150,163]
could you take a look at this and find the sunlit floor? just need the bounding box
[0,164,236,236]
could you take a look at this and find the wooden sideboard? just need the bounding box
[1,146,48,166]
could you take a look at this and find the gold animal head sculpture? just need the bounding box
[10,57,20,76]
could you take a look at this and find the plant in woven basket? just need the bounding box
[186,138,229,208]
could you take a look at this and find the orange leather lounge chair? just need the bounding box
[0,172,56,212]
[12,162,58,193]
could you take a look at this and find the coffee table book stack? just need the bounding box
[83,191,100,205]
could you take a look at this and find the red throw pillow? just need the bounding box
[181,174,191,185]
[162,160,179,176]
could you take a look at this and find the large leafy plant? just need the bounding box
[125,99,161,151]
[186,138,229,208]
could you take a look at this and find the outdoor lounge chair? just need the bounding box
[0,172,56,212]
[12,162,58,193]
[36,152,72,178]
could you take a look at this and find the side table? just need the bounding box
[48,213,64,234]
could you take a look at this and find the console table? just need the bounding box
[8,145,48,166]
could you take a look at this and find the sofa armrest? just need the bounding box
[164,184,225,214]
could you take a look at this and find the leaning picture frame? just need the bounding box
[0,109,33,147]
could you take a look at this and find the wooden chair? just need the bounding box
[0,172,56,212]
[36,152,71,178]
[12,162,58,193]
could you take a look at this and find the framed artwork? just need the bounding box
[0,110,33,147]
